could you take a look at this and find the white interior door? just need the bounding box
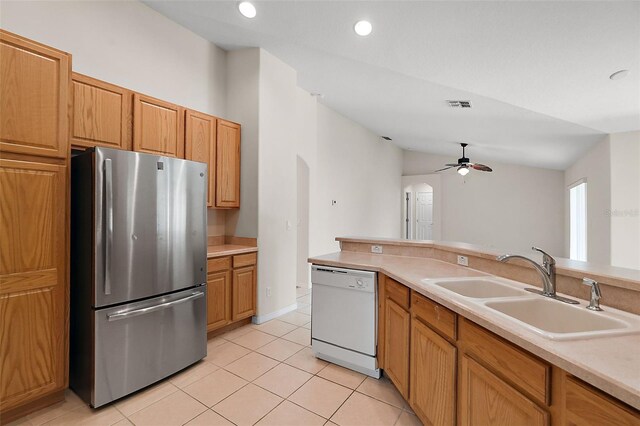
[416,191,433,240]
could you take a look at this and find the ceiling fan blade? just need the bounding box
[433,166,454,172]
[445,163,461,167]
[471,163,493,172]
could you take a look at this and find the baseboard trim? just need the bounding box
[252,303,298,324]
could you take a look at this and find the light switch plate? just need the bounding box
[457,255,469,267]
[371,245,383,254]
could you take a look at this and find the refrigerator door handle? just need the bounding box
[104,158,113,296]
[107,291,205,321]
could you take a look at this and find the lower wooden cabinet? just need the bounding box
[410,318,456,426]
[377,277,639,425]
[206,271,231,331]
[565,376,640,426]
[206,253,257,332]
[459,355,549,426]
[384,298,410,398]
[232,265,256,321]
[0,158,68,419]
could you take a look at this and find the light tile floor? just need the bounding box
[9,288,422,426]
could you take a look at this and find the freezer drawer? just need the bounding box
[92,287,206,407]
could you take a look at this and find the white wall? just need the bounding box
[564,137,611,264]
[225,49,260,238]
[295,89,318,288]
[1,1,227,116]
[610,131,640,269]
[2,0,231,236]
[310,105,404,257]
[403,151,565,256]
[255,50,298,315]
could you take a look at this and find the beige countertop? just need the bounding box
[308,250,640,410]
[207,244,257,258]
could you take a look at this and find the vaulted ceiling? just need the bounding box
[145,1,639,170]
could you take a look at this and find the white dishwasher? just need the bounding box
[311,265,380,378]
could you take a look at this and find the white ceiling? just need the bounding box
[144,1,639,170]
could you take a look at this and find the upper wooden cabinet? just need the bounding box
[0,159,67,415]
[216,119,241,208]
[0,30,69,159]
[133,93,184,158]
[185,110,216,207]
[70,73,132,150]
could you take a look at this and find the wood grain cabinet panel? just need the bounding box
[70,73,132,150]
[410,318,456,426]
[459,355,549,426]
[564,377,640,426]
[384,298,410,399]
[185,110,216,207]
[133,93,184,158]
[215,120,241,208]
[232,265,256,321]
[0,159,67,414]
[207,271,231,332]
[0,30,69,159]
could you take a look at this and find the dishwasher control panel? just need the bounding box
[311,266,376,293]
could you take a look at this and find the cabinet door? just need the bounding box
[185,110,216,207]
[459,355,549,426]
[133,93,184,158]
[70,73,132,150]
[207,271,231,332]
[0,159,67,412]
[215,120,240,208]
[384,298,410,398]
[565,376,640,426]
[232,265,255,321]
[0,31,69,159]
[410,319,456,426]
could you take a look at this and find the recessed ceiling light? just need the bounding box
[609,69,630,80]
[238,2,256,18]
[354,20,372,36]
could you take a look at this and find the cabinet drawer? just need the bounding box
[233,252,257,268]
[459,318,550,406]
[411,291,456,341]
[386,278,410,309]
[208,256,231,273]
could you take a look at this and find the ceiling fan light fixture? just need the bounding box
[457,166,470,176]
[238,1,257,18]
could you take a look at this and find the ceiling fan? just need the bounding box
[435,143,493,176]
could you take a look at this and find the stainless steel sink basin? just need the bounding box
[429,277,529,299]
[484,298,640,340]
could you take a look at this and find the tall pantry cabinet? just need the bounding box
[0,30,71,422]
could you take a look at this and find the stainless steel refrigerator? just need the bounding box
[70,147,207,408]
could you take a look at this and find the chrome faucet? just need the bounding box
[497,247,579,304]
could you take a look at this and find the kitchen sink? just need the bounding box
[429,277,529,299]
[484,297,640,340]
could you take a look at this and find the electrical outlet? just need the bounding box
[266,287,272,297]
[371,245,383,254]
[457,255,469,267]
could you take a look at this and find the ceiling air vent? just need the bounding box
[381,136,392,141]
[447,100,472,108]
